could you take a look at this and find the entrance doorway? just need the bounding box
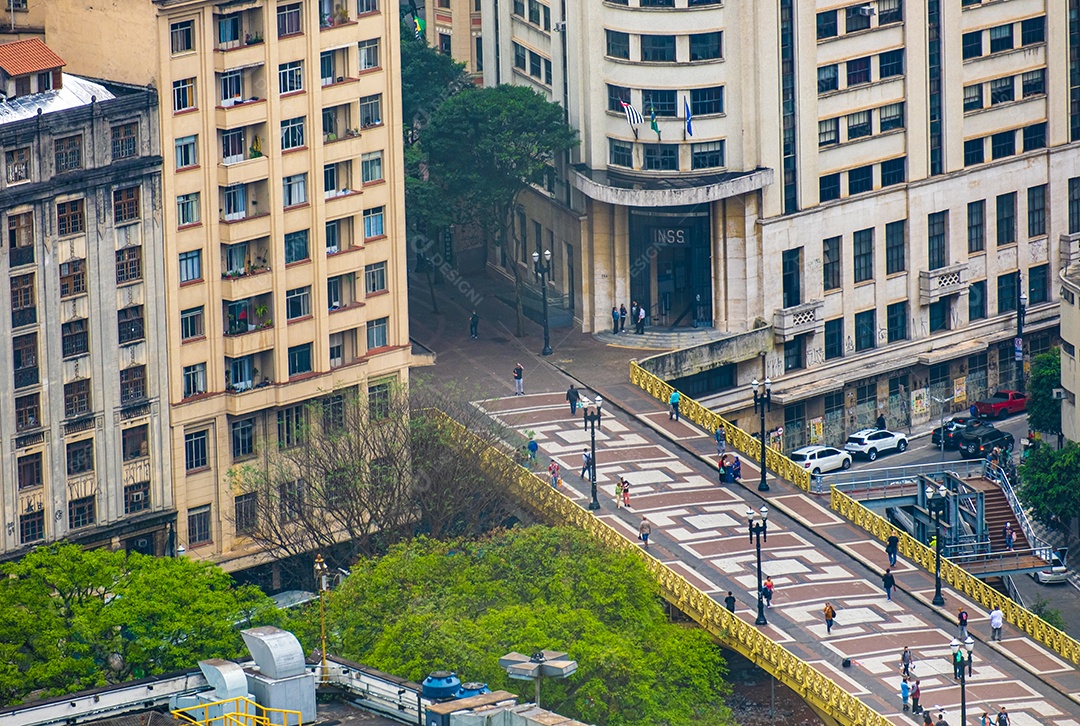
[628,205,712,328]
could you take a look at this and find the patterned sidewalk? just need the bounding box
[481,391,1080,726]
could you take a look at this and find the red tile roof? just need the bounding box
[0,38,65,77]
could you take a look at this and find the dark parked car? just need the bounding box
[958,427,1015,459]
[931,417,995,449]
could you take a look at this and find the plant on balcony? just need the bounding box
[320,12,333,27]
[245,32,263,45]
[254,303,269,322]
[334,5,349,22]
[249,135,263,158]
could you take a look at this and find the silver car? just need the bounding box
[790,445,852,475]
[844,428,909,461]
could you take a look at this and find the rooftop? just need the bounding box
[0,73,115,125]
[0,38,65,77]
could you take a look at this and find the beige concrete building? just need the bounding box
[0,40,173,559]
[423,0,484,79]
[47,0,410,570]
[0,0,46,42]
[485,0,1074,446]
[1060,244,1080,443]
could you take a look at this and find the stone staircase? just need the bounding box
[965,476,1031,552]
[593,327,722,350]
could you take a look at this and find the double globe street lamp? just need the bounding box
[925,483,949,606]
[583,396,603,511]
[532,249,553,356]
[748,505,769,626]
[950,636,975,724]
[752,378,772,492]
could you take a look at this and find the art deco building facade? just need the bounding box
[0,40,173,559]
[485,0,1076,444]
[47,0,410,570]
[423,0,484,80]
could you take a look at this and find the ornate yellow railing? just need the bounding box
[831,488,1080,666]
[172,697,302,726]
[629,362,812,492]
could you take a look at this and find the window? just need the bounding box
[173,78,196,112]
[283,173,307,207]
[879,49,904,78]
[67,438,94,476]
[609,138,633,167]
[179,249,202,282]
[819,118,839,147]
[124,480,149,514]
[641,35,675,62]
[824,318,844,360]
[359,38,380,69]
[967,200,985,253]
[183,362,207,398]
[62,319,89,358]
[527,0,540,23]
[475,36,483,71]
[782,248,801,308]
[231,419,255,461]
[989,24,1013,53]
[991,130,1015,159]
[878,0,902,24]
[963,32,983,59]
[115,245,143,284]
[1028,184,1046,237]
[329,333,344,367]
[969,279,987,320]
[15,393,39,431]
[117,306,145,344]
[281,116,305,149]
[854,310,876,351]
[848,165,873,195]
[277,405,307,448]
[327,276,343,308]
[18,453,42,490]
[6,146,30,183]
[846,57,871,86]
[57,199,85,236]
[990,77,1014,105]
[60,259,86,298]
[277,2,302,35]
[885,220,906,274]
[998,272,1019,314]
[171,19,194,53]
[1029,263,1049,304]
[177,192,200,226]
[69,497,96,530]
[364,206,385,237]
[287,343,312,376]
[113,187,140,224]
[818,64,838,93]
[20,509,44,544]
[286,286,311,319]
[513,42,526,70]
[220,69,242,103]
[929,299,950,332]
[996,192,1016,246]
[181,306,204,341]
[690,32,721,61]
[643,144,677,171]
[120,365,146,404]
[528,51,541,78]
[7,212,32,267]
[784,335,805,372]
[880,102,904,131]
[1022,69,1045,97]
[823,238,841,291]
[964,85,983,111]
[365,261,387,294]
[174,137,198,172]
[1071,178,1080,234]
[607,84,630,113]
[285,230,310,263]
[853,228,874,283]
[13,333,37,388]
[279,60,303,94]
[184,430,209,472]
[964,138,985,166]
[820,173,840,202]
[111,123,137,159]
[690,86,724,116]
[1022,17,1045,46]
[359,94,382,127]
[691,141,724,169]
[188,505,212,545]
[847,111,871,139]
[362,151,383,183]
[845,5,871,32]
[878,157,905,187]
[54,135,83,173]
[606,30,629,59]
[887,301,908,343]
[641,89,677,117]
[64,379,92,419]
[1023,123,1046,151]
[928,210,947,270]
[367,317,389,349]
[817,10,837,39]
[323,163,339,196]
[234,493,257,533]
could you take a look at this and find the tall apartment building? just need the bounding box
[1060,249,1080,443]
[47,0,410,571]
[423,0,484,79]
[0,40,173,559]
[485,0,1074,445]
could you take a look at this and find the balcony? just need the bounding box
[225,350,275,393]
[218,129,270,186]
[219,210,271,244]
[14,366,38,389]
[772,300,824,343]
[320,76,360,108]
[215,97,268,130]
[221,237,273,297]
[919,263,969,305]
[215,8,264,54]
[11,306,36,329]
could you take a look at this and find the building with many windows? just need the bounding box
[47,0,410,571]
[484,0,1073,445]
[423,0,485,80]
[0,40,173,559]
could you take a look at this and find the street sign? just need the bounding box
[1014,336,1023,362]
[776,426,784,436]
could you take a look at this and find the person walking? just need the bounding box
[638,517,651,549]
[715,425,727,457]
[922,711,933,726]
[619,304,627,333]
[882,568,896,601]
[611,306,620,334]
[580,448,591,479]
[469,310,479,339]
[911,680,922,715]
[621,479,631,508]
[996,707,1010,726]
[732,457,742,483]
[513,363,525,396]
[636,305,646,334]
[980,713,991,726]
[990,604,1004,641]
[823,602,836,634]
[877,413,887,430]
[1003,522,1015,551]
[527,436,538,467]
[957,607,969,639]
[900,677,911,713]
[762,576,774,608]
[886,530,900,566]
[566,384,581,415]
[614,477,624,508]
[669,389,681,421]
[953,647,965,679]
[548,460,561,489]
[724,591,736,613]
[900,646,913,677]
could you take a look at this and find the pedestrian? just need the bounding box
[763,576,774,608]
[900,677,910,712]
[724,591,736,613]
[990,604,1003,641]
[732,457,742,482]
[886,530,900,566]
[900,646,913,677]
[636,304,646,334]
[638,517,651,548]
[580,448,591,479]
[823,602,836,633]
[630,301,638,332]
[970,402,979,418]
[996,706,1010,726]
[548,459,561,489]
[877,413,887,431]
[1003,522,1014,551]
[513,363,524,396]
[980,713,991,726]
[715,425,727,456]
[469,310,479,339]
[922,711,933,726]
[953,647,965,679]
[911,680,922,714]
[611,306,619,334]
[621,479,631,508]
[720,455,733,484]
[527,436,538,466]
[936,711,948,726]
[619,303,627,333]
[668,389,681,421]
[614,477,624,508]
[882,568,896,601]
[566,384,580,415]
[957,607,969,639]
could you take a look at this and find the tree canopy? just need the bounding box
[1019,442,1080,521]
[287,527,733,726]
[0,544,277,706]
[399,17,470,137]
[1027,349,1062,434]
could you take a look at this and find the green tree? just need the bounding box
[1030,594,1067,631]
[1027,349,1062,435]
[399,16,470,139]
[1019,442,1080,521]
[288,527,733,726]
[424,85,577,336]
[0,544,277,706]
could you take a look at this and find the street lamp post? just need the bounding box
[752,378,772,492]
[931,395,953,466]
[950,636,975,724]
[583,396,603,510]
[313,553,329,683]
[532,249,553,356]
[1016,279,1027,393]
[925,484,948,606]
[748,505,769,626]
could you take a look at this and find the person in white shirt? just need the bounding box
[989,605,1004,641]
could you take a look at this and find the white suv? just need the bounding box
[844,428,908,461]
[789,445,852,475]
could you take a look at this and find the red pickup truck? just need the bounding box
[974,390,1027,419]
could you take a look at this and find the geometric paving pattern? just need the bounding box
[481,392,1080,725]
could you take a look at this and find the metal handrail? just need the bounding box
[989,461,1052,563]
[822,460,986,493]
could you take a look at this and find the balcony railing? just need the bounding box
[11,307,36,328]
[14,366,38,389]
[919,263,968,305]
[772,300,824,343]
[65,416,97,435]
